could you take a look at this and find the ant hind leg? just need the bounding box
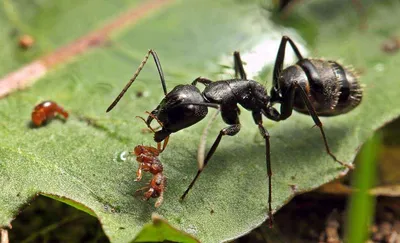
[279,82,354,169]
[252,111,274,227]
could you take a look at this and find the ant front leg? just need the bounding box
[252,111,274,227]
[181,106,241,200]
[271,36,304,102]
[279,82,354,169]
[233,51,247,80]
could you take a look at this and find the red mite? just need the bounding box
[133,145,166,207]
[19,34,35,49]
[31,101,69,126]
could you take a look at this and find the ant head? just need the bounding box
[150,85,208,139]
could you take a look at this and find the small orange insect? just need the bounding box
[31,101,69,126]
[19,34,35,49]
[133,145,166,207]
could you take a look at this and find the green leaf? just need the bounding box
[1,0,400,242]
[0,0,145,76]
[133,214,199,243]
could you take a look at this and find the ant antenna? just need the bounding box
[145,111,165,128]
[106,50,168,112]
[136,116,157,133]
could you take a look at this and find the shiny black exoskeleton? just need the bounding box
[106,36,362,226]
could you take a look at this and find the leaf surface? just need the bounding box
[1,0,400,242]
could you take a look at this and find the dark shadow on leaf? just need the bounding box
[27,116,67,129]
[9,195,109,242]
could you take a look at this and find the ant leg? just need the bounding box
[154,174,166,207]
[271,36,304,101]
[136,185,150,193]
[155,191,164,208]
[181,122,241,200]
[233,51,247,80]
[143,188,155,200]
[106,50,168,112]
[159,136,169,152]
[252,112,273,227]
[198,110,220,170]
[279,82,354,169]
[191,77,213,86]
[135,164,143,181]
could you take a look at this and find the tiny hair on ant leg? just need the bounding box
[106,37,362,226]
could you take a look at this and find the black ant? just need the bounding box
[106,36,363,226]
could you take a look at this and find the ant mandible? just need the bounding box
[106,36,363,226]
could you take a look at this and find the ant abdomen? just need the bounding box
[281,59,362,116]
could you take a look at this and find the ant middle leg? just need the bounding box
[180,123,241,200]
[279,82,354,169]
[181,106,241,200]
[197,110,220,170]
